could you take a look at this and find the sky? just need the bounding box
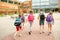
[18,0,27,2]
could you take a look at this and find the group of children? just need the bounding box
[14,10,54,39]
[38,10,54,35]
[14,13,25,39]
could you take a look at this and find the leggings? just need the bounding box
[29,22,33,32]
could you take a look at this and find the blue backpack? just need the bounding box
[46,15,52,22]
[14,18,21,26]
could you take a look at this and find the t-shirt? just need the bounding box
[39,12,45,20]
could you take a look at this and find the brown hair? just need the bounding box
[29,11,33,13]
[19,14,21,18]
[49,11,53,15]
[40,9,43,11]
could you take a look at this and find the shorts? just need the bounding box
[47,21,54,24]
[22,20,25,23]
[16,26,22,31]
[39,20,44,25]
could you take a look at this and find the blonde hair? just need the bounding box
[49,11,53,15]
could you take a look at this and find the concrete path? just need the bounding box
[0,13,60,40]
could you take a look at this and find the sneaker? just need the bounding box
[42,32,45,33]
[48,32,52,35]
[14,38,15,40]
[18,34,21,37]
[40,33,42,34]
[29,32,31,35]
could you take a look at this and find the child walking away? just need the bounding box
[21,13,25,26]
[28,11,34,35]
[38,10,45,34]
[46,11,54,35]
[14,15,22,40]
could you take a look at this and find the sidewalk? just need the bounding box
[0,13,60,40]
[1,14,54,40]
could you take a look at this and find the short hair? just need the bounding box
[19,14,21,18]
[40,9,43,11]
[29,11,33,13]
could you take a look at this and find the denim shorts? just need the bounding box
[47,21,54,24]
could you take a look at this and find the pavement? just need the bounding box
[0,13,60,40]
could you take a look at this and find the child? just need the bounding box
[21,13,25,26]
[28,11,34,35]
[38,10,45,34]
[46,11,54,35]
[14,14,22,39]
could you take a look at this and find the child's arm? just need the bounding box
[52,15,54,21]
[38,16,40,20]
[52,15,54,25]
[26,18,28,22]
[25,16,28,23]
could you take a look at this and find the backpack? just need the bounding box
[14,18,21,26]
[46,15,52,22]
[21,16,25,22]
[40,14,45,20]
[21,16,25,20]
[28,14,34,21]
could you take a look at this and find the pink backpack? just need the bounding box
[28,14,34,21]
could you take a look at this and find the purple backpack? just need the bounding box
[21,16,25,20]
[46,15,52,22]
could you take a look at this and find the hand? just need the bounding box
[52,21,54,25]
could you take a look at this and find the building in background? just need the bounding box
[0,0,32,14]
[0,0,19,14]
[32,0,59,13]
[0,0,60,14]
[18,0,32,13]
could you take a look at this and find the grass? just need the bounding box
[0,13,19,17]
[9,13,14,16]
[0,14,5,17]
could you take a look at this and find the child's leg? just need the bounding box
[30,22,32,32]
[29,22,32,35]
[14,27,19,39]
[48,24,52,33]
[14,31,19,39]
[23,22,24,26]
[40,25,44,33]
[22,22,24,26]
[48,24,52,35]
[42,21,44,33]
[40,21,42,33]
[48,24,50,32]
[42,25,44,33]
[49,24,52,32]
[18,26,22,36]
[40,25,42,33]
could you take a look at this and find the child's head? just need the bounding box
[29,11,33,14]
[49,11,53,15]
[40,9,43,11]
[15,12,17,14]
[18,14,21,18]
